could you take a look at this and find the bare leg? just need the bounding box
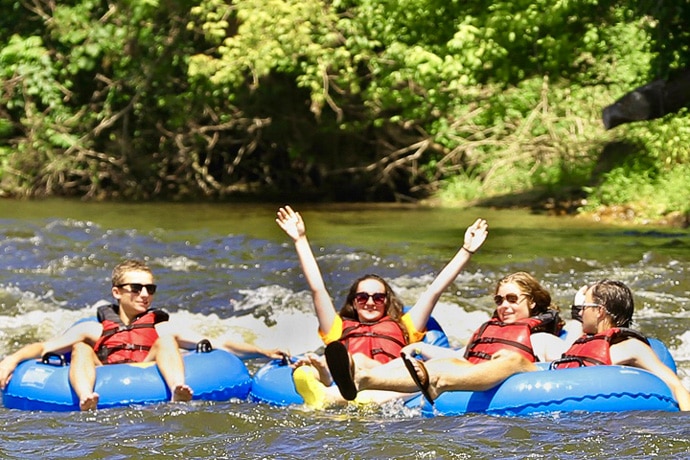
[356,356,431,394]
[358,351,537,401]
[353,389,414,405]
[69,342,101,411]
[146,335,193,402]
[351,353,383,370]
[293,351,411,408]
[424,351,537,399]
[292,364,407,408]
[346,355,421,405]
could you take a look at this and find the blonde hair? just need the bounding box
[111,259,153,286]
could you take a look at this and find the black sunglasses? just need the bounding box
[574,303,603,311]
[116,283,157,295]
[353,292,387,306]
[493,293,524,306]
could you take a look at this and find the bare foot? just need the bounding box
[171,384,193,402]
[292,354,333,386]
[79,392,99,411]
[305,354,333,386]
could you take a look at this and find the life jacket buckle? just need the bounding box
[196,339,213,353]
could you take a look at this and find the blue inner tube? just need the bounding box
[2,349,252,411]
[649,337,676,373]
[249,312,450,406]
[418,363,679,416]
[250,357,303,406]
[250,323,682,415]
[413,338,681,416]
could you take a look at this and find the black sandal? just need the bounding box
[401,352,434,404]
[324,342,358,401]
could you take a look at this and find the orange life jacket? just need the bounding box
[551,327,649,369]
[340,316,407,364]
[93,304,169,364]
[464,311,562,364]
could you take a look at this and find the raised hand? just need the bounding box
[463,218,489,253]
[276,205,306,241]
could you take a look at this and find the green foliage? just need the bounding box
[584,156,690,220]
[579,111,690,221]
[0,35,64,110]
[190,0,344,98]
[589,152,659,204]
[624,112,690,165]
[0,0,689,222]
[437,173,484,203]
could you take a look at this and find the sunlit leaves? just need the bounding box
[1,0,689,212]
[0,35,63,110]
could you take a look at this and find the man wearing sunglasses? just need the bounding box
[0,259,288,411]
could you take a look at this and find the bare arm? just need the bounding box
[0,342,45,389]
[406,218,489,331]
[0,321,102,390]
[221,340,289,360]
[530,333,570,362]
[611,338,690,411]
[154,319,290,359]
[276,206,337,334]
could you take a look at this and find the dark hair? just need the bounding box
[495,272,564,332]
[589,279,634,327]
[339,274,408,341]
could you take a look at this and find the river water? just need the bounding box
[1,199,689,459]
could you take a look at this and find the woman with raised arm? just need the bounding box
[275,205,488,408]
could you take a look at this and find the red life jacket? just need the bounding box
[93,304,169,364]
[551,327,649,369]
[339,316,407,364]
[463,311,562,364]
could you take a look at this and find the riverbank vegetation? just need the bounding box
[0,0,688,225]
